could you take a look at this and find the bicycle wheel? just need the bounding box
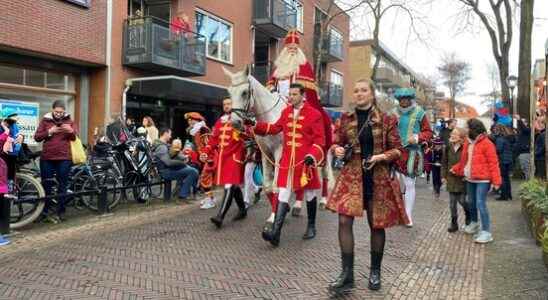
[81,170,122,211]
[10,173,46,229]
[123,171,149,203]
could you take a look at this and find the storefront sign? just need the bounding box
[0,100,40,146]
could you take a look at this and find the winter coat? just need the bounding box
[326,106,409,229]
[515,119,531,155]
[451,134,502,186]
[0,132,9,194]
[34,113,76,161]
[495,135,515,165]
[535,129,546,161]
[442,143,465,193]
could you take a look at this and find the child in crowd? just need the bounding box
[431,137,444,200]
[442,128,470,232]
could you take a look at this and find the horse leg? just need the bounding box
[260,146,276,224]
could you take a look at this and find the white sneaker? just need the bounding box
[200,198,216,209]
[474,231,493,244]
[464,222,479,234]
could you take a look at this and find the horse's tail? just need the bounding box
[325,150,336,191]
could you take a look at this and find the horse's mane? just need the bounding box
[247,75,282,123]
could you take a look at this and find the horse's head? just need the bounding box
[223,65,253,127]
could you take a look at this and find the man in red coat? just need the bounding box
[200,98,247,228]
[266,29,333,218]
[249,83,326,247]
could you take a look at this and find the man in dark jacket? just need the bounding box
[514,116,531,179]
[34,100,76,223]
[440,119,456,147]
[494,125,515,200]
[535,124,546,179]
[153,127,199,201]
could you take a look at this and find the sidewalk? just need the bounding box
[0,180,545,299]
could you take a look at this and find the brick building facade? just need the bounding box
[0,0,350,144]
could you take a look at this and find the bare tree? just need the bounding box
[454,0,518,107]
[313,0,368,81]
[438,53,471,118]
[360,0,432,80]
[480,62,502,117]
[517,0,535,120]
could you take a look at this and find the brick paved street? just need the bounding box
[0,180,546,299]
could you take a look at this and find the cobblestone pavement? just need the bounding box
[0,181,545,299]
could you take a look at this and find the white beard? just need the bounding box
[273,47,306,79]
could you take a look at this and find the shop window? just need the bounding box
[195,10,233,64]
[46,72,66,90]
[26,70,45,87]
[0,65,24,85]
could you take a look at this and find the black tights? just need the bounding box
[338,206,385,254]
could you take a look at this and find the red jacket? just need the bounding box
[34,113,76,161]
[254,102,325,190]
[202,115,246,185]
[451,134,502,186]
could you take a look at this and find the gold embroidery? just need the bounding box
[287,132,303,138]
[286,141,302,147]
[287,122,302,128]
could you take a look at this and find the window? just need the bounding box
[314,7,327,24]
[330,70,343,86]
[0,64,75,92]
[296,1,304,32]
[195,10,233,64]
[64,0,91,8]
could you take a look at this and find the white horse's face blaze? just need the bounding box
[224,67,251,123]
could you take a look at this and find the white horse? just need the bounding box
[223,66,334,227]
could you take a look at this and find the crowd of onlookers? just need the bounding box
[423,110,546,243]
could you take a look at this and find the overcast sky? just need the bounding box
[344,0,548,115]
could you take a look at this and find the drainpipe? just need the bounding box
[122,82,131,120]
[105,0,113,123]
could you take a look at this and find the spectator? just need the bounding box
[451,118,501,244]
[152,127,198,201]
[514,115,531,179]
[534,114,546,179]
[493,124,515,201]
[442,127,470,233]
[431,137,444,200]
[34,100,76,223]
[171,11,191,38]
[0,113,23,198]
[125,117,137,137]
[142,116,158,144]
[440,119,457,147]
[0,121,13,246]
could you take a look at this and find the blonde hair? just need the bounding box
[452,127,466,139]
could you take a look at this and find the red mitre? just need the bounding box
[284,29,300,45]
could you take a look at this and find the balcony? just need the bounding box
[314,25,344,62]
[123,16,206,77]
[253,0,297,38]
[320,82,343,107]
[252,61,272,85]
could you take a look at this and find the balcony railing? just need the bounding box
[253,0,297,38]
[320,82,343,107]
[314,25,344,62]
[123,16,206,76]
[252,61,272,85]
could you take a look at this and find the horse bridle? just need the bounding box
[230,78,285,120]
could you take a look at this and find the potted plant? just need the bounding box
[520,180,547,243]
[543,225,548,270]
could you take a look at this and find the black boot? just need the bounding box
[232,186,247,221]
[262,202,289,247]
[368,251,383,291]
[328,252,354,293]
[303,198,317,240]
[448,217,458,233]
[210,188,234,228]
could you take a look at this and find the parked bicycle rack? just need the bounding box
[0,179,175,235]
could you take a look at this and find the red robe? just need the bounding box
[202,115,246,185]
[396,115,433,174]
[267,61,333,153]
[254,102,325,190]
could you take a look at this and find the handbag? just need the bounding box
[70,136,87,165]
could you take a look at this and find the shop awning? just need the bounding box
[127,76,228,106]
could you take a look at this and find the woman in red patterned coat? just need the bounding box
[326,79,408,294]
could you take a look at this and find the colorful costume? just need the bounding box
[201,114,247,228]
[254,101,326,246]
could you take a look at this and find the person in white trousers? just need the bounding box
[393,88,433,227]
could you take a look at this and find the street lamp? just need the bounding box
[506,75,518,124]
